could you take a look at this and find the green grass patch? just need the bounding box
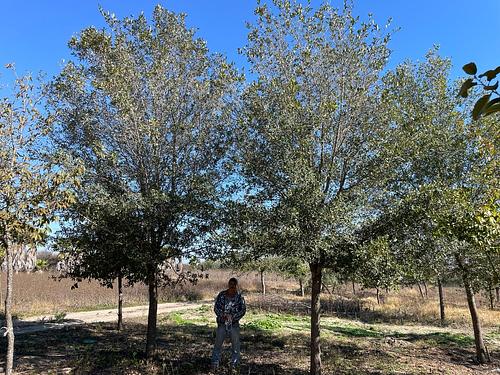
[419,332,474,347]
[244,314,284,331]
[164,312,189,325]
[242,312,309,331]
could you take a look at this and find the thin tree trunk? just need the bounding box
[0,269,2,318]
[417,283,424,299]
[309,262,323,375]
[423,281,428,298]
[145,274,158,359]
[437,277,445,324]
[352,280,356,296]
[299,279,305,297]
[117,274,123,331]
[496,287,499,304]
[260,270,266,295]
[456,256,489,364]
[321,282,332,295]
[376,288,380,305]
[488,287,494,310]
[4,244,14,375]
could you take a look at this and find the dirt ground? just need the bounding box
[13,301,206,335]
[2,298,499,375]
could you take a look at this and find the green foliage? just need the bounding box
[354,50,468,289]
[355,236,402,291]
[35,259,49,271]
[324,324,383,338]
[53,311,67,323]
[49,6,241,356]
[166,312,188,325]
[50,5,240,288]
[432,188,500,292]
[276,257,309,284]
[234,0,394,267]
[420,332,474,347]
[232,4,394,370]
[0,66,81,252]
[55,186,138,288]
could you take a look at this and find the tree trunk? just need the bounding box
[496,287,499,304]
[376,288,380,305]
[417,283,424,299]
[145,275,158,359]
[4,244,14,375]
[309,262,322,375]
[352,280,356,296]
[299,279,305,297]
[321,282,332,295]
[260,270,266,295]
[423,281,428,298]
[458,261,489,364]
[437,277,445,324]
[488,287,494,310]
[117,274,123,331]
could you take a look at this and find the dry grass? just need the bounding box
[0,269,294,317]
[332,284,500,329]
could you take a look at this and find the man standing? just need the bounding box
[211,277,246,371]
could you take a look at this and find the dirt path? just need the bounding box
[13,301,209,335]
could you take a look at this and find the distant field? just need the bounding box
[1,269,292,317]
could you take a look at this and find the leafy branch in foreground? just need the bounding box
[459,62,500,120]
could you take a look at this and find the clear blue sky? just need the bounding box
[1,1,499,82]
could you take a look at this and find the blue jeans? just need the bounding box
[211,323,240,367]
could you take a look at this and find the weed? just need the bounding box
[53,311,66,322]
[166,312,189,325]
[244,314,284,331]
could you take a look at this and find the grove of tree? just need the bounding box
[0,1,498,374]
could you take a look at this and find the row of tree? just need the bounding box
[1,1,498,374]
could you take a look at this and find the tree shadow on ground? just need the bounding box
[0,322,147,374]
[0,322,310,374]
[155,323,310,374]
[1,318,497,374]
[323,322,473,347]
[321,320,499,372]
[392,331,474,347]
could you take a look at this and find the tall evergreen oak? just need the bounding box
[237,2,392,373]
[50,6,241,357]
